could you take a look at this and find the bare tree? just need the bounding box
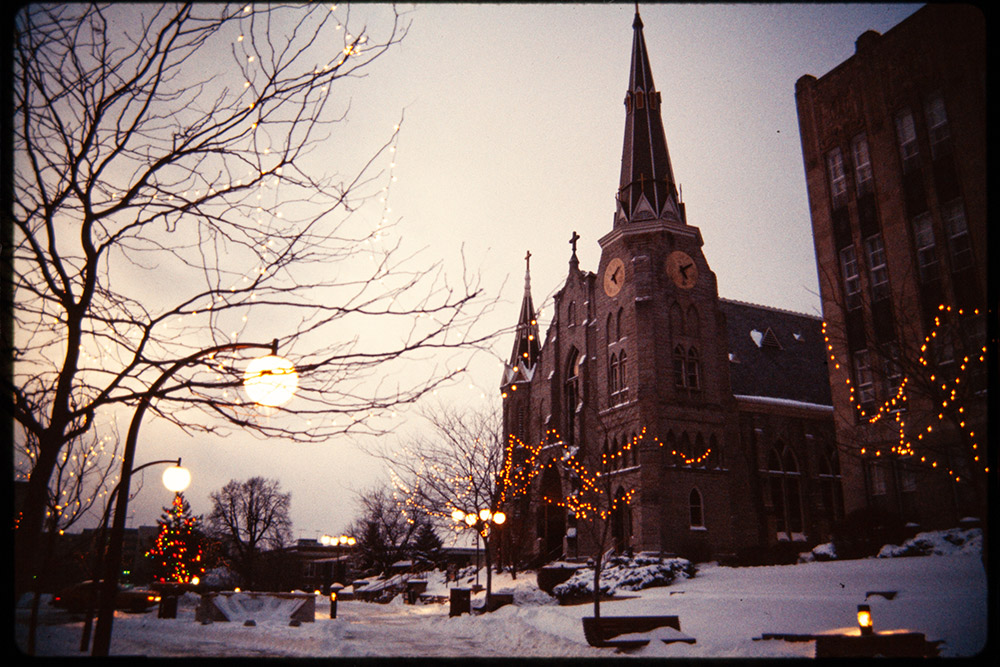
[538,421,643,620]
[10,3,497,597]
[379,404,539,602]
[206,476,292,589]
[816,259,988,520]
[346,483,422,578]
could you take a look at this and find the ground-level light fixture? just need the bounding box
[857,604,874,635]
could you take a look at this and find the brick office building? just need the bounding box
[795,4,987,531]
[500,11,839,566]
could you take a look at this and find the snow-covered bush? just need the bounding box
[877,527,982,558]
[552,554,695,601]
[798,542,838,563]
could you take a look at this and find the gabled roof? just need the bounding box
[719,298,832,407]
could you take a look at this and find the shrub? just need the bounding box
[552,555,695,601]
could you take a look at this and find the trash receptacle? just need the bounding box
[449,588,470,617]
[158,595,178,619]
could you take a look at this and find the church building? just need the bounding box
[500,10,840,566]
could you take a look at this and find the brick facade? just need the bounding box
[795,4,987,531]
[501,11,840,567]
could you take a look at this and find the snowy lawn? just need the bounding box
[16,551,987,658]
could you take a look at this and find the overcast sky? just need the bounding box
[116,3,922,541]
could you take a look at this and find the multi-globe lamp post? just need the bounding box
[91,342,297,656]
[319,534,356,618]
[451,508,505,590]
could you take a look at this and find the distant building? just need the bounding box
[795,4,987,529]
[500,10,838,566]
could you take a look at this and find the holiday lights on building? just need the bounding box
[822,304,987,481]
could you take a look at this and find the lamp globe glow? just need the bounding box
[479,509,492,522]
[464,513,477,526]
[162,465,191,493]
[451,509,465,523]
[492,511,506,525]
[243,354,298,407]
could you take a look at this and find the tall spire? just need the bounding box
[616,7,683,227]
[503,251,541,387]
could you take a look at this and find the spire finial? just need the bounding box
[525,250,531,273]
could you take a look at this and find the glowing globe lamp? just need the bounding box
[492,511,506,525]
[162,465,191,493]
[243,354,298,407]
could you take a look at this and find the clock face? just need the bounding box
[604,257,626,297]
[666,250,698,289]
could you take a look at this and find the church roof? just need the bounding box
[719,298,832,408]
[616,9,683,227]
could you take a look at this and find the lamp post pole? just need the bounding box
[80,458,185,652]
[92,341,282,656]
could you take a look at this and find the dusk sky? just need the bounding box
[114,3,923,541]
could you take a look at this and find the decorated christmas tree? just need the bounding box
[145,493,208,584]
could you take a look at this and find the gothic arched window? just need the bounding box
[686,347,701,389]
[564,349,581,447]
[689,488,704,528]
[767,444,804,538]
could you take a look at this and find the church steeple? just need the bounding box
[502,251,541,387]
[616,8,684,227]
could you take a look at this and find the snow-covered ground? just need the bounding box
[15,535,989,658]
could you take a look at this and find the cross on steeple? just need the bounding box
[570,231,580,255]
[525,250,531,272]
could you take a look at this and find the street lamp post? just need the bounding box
[451,508,505,603]
[319,534,356,594]
[79,458,188,651]
[91,341,295,656]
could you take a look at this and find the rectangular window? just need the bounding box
[852,134,874,197]
[942,199,973,270]
[853,349,875,404]
[870,462,887,496]
[895,109,919,173]
[912,213,938,282]
[901,467,917,493]
[827,147,848,209]
[864,235,889,301]
[840,246,862,310]
[883,342,903,399]
[924,92,950,158]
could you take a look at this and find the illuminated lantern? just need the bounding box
[243,354,298,407]
[162,465,191,493]
[857,604,874,635]
[492,511,506,525]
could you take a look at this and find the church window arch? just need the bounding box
[686,304,700,337]
[611,486,633,551]
[689,488,705,528]
[670,302,684,336]
[616,307,624,340]
[673,344,686,387]
[564,348,581,447]
[695,433,707,468]
[709,434,721,469]
[766,443,805,539]
[686,347,701,389]
[567,301,576,327]
[664,430,677,468]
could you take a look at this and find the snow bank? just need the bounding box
[877,527,982,558]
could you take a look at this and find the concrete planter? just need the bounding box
[582,615,690,648]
